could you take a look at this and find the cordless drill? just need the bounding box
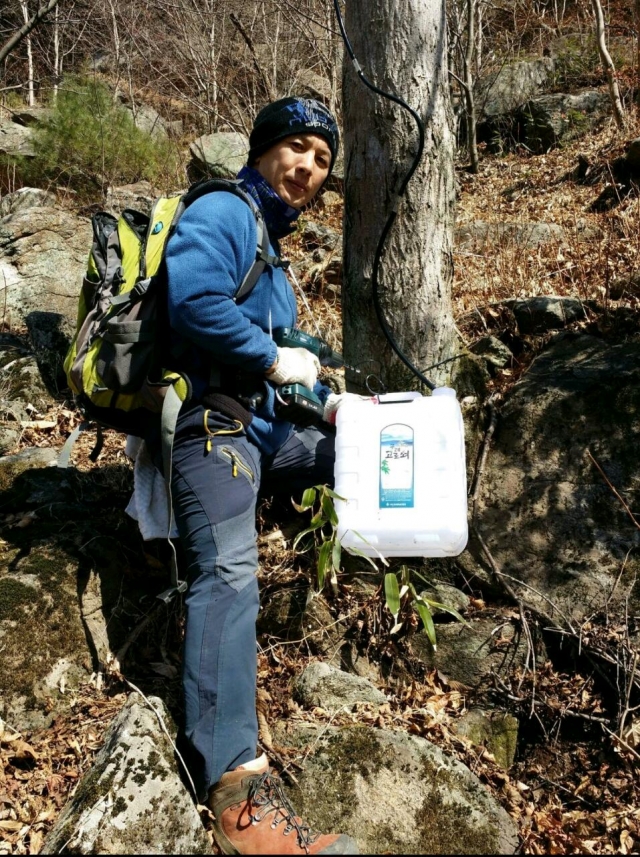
[273,328,358,427]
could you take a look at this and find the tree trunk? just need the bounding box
[591,0,626,129]
[342,0,457,392]
[52,0,60,105]
[20,1,35,107]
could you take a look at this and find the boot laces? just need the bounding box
[247,771,320,852]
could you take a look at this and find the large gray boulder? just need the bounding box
[461,332,640,624]
[9,106,52,127]
[125,102,169,139]
[455,221,566,249]
[279,723,519,854]
[0,450,89,732]
[189,131,249,181]
[0,119,35,158]
[0,204,90,327]
[408,615,531,690]
[504,296,589,334]
[41,694,211,854]
[477,57,555,120]
[106,180,159,216]
[0,187,56,217]
[519,90,611,152]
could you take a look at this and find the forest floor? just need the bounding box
[1,112,640,855]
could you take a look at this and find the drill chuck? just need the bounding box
[276,327,360,373]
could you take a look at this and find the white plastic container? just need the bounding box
[334,388,468,558]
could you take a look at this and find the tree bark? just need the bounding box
[52,0,60,105]
[463,0,479,173]
[591,0,626,130]
[19,1,36,107]
[0,0,61,67]
[342,0,457,392]
[635,0,640,95]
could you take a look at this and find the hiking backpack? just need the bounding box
[61,177,284,464]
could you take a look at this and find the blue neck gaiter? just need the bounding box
[237,165,300,240]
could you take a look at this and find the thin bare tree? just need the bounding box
[591,0,626,130]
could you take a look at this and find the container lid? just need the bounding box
[431,386,457,399]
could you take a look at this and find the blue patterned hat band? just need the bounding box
[248,97,339,173]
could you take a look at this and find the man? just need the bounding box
[162,97,359,854]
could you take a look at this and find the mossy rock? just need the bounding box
[455,709,519,770]
[42,694,211,854]
[0,541,89,727]
[276,723,518,854]
[0,453,147,730]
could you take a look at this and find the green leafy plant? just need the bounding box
[293,489,466,650]
[21,75,181,200]
[383,565,467,650]
[292,484,345,592]
[293,483,389,593]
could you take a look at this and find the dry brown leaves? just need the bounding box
[501,664,640,855]
[454,114,640,326]
[0,687,126,856]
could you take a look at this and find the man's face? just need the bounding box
[253,133,331,209]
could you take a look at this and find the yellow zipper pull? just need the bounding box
[203,409,213,455]
[231,454,238,477]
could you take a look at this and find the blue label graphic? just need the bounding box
[379,423,414,508]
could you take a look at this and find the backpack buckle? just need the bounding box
[132,277,152,299]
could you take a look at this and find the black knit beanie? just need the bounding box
[248,97,339,173]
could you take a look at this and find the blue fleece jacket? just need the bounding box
[165,190,327,455]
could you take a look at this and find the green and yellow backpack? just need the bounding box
[61,177,279,465]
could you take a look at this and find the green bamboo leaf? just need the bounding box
[419,598,468,626]
[409,568,430,586]
[317,540,332,591]
[331,539,342,573]
[384,572,400,619]
[415,601,437,649]
[350,531,389,565]
[322,487,347,502]
[343,546,379,570]
[300,487,317,511]
[321,492,338,526]
[292,519,324,549]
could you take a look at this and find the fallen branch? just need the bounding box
[587,449,640,532]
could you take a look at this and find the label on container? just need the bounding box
[379,423,414,508]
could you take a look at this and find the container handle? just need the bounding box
[378,391,422,404]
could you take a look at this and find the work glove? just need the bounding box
[323,392,376,425]
[267,346,320,390]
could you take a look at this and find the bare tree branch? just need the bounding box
[0,0,61,67]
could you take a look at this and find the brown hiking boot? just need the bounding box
[208,755,358,855]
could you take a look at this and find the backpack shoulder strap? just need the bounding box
[181,178,289,302]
